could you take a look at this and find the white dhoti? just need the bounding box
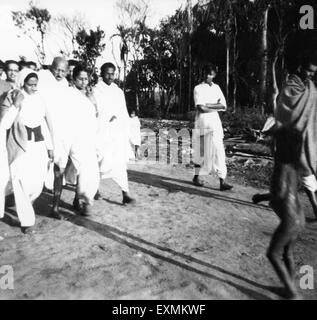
[302,175,317,193]
[95,81,131,193]
[193,82,228,180]
[97,121,129,192]
[193,128,227,179]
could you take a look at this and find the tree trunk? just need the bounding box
[232,17,238,113]
[270,53,279,114]
[41,31,46,64]
[187,0,193,113]
[226,33,230,102]
[260,7,269,115]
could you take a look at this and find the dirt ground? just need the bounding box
[1,162,317,300]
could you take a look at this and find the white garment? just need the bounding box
[94,81,130,192]
[193,82,227,178]
[128,116,141,160]
[0,91,51,227]
[65,88,100,204]
[129,116,141,146]
[37,69,76,168]
[17,68,35,88]
[302,175,317,193]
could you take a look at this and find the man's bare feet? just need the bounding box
[21,227,35,235]
[50,208,64,220]
[122,191,136,205]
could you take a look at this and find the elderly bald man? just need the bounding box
[38,57,99,219]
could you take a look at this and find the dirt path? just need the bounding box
[1,162,317,300]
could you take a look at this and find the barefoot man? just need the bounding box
[94,63,135,205]
[267,53,317,299]
[274,55,317,219]
[38,57,99,218]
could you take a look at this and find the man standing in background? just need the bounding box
[192,64,233,191]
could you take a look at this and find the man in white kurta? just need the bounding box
[94,63,135,204]
[193,64,233,191]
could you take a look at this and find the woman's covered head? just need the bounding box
[23,72,38,95]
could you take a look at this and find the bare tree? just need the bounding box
[114,0,150,109]
[53,13,89,57]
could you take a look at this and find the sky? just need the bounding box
[0,0,188,65]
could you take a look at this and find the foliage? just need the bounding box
[73,26,105,72]
[12,1,51,64]
[221,108,267,135]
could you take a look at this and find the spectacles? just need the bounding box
[7,69,19,72]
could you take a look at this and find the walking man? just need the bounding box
[94,63,135,204]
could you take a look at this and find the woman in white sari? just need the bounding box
[66,65,100,215]
[0,71,53,234]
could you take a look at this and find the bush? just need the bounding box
[221,107,267,135]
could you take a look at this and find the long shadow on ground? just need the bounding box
[1,183,281,299]
[128,170,272,211]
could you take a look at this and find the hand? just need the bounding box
[12,90,24,109]
[109,115,117,122]
[47,150,54,162]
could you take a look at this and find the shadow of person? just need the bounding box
[61,212,275,300]
[1,208,20,228]
[128,170,271,211]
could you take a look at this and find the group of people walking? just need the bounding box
[1,52,317,299]
[0,57,137,234]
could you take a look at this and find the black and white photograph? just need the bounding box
[0,0,317,302]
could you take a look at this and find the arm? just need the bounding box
[197,100,226,113]
[86,87,100,117]
[0,90,23,130]
[43,104,55,161]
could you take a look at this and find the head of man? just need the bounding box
[67,59,79,83]
[100,62,116,86]
[27,61,37,71]
[50,57,68,82]
[5,60,20,83]
[297,55,317,82]
[19,60,29,70]
[73,65,89,91]
[23,72,38,95]
[203,63,218,85]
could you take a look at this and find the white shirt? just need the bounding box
[37,69,76,142]
[194,82,226,134]
[94,81,129,124]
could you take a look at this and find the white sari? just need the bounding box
[65,88,100,204]
[0,90,52,227]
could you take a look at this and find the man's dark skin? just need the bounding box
[267,127,305,299]
[252,61,317,221]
